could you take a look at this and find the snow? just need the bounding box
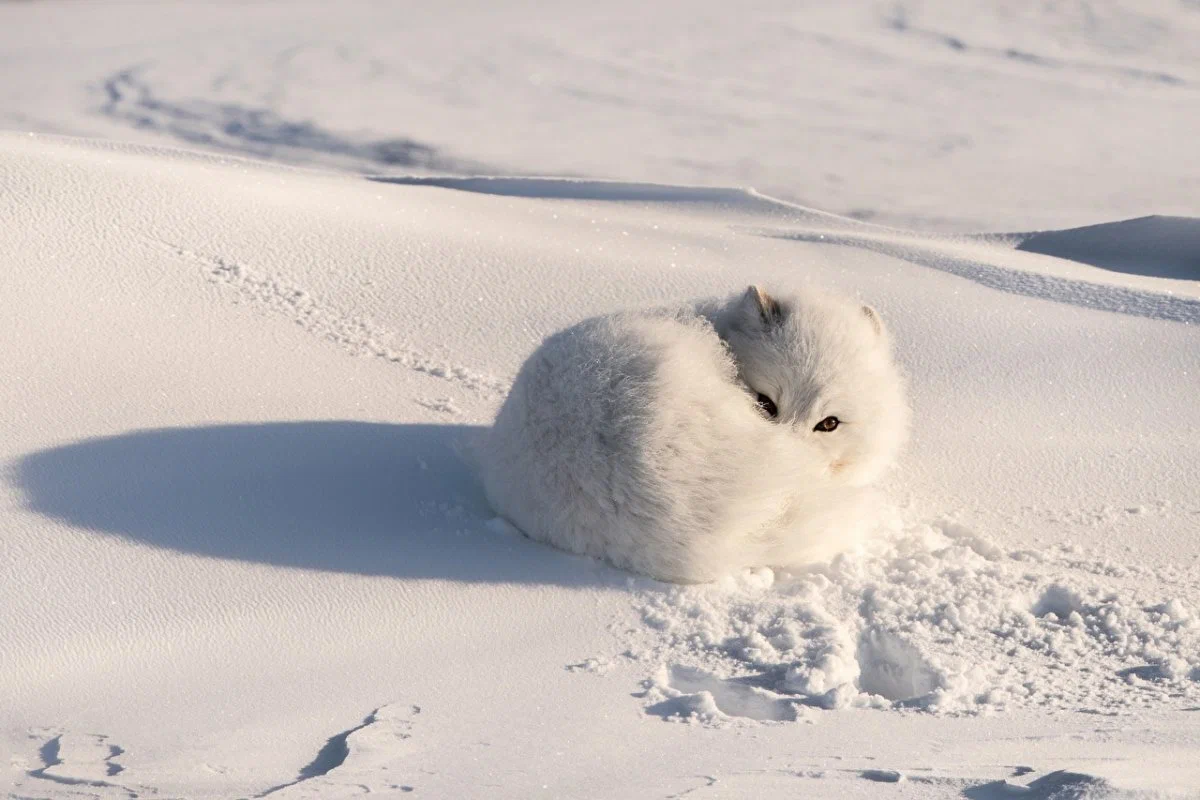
[635,524,1200,718]
[2,1,1200,798]
[3,0,1199,232]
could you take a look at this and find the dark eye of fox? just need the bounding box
[814,416,840,432]
[756,393,778,419]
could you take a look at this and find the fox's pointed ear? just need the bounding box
[741,285,782,327]
[861,305,886,338]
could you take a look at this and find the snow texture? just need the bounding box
[635,522,1200,719]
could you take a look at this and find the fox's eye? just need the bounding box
[756,393,778,419]
[814,416,840,432]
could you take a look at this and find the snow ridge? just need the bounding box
[756,228,1200,325]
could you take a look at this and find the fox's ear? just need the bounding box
[861,305,886,338]
[741,285,782,327]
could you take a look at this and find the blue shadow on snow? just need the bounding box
[14,422,619,586]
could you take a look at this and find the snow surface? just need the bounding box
[4,133,1198,799]
[3,0,1199,232]
[2,2,1200,798]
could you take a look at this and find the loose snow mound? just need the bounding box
[633,520,1200,722]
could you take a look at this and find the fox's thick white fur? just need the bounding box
[477,286,909,583]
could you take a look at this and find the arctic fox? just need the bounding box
[477,286,909,583]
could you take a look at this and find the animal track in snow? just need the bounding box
[415,396,463,416]
[661,765,1115,798]
[100,66,491,173]
[24,731,134,797]
[258,703,420,798]
[881,16,1187,88]
[644,665,801,723]
[148,237,509,397]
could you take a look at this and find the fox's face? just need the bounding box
[718,286,909,487]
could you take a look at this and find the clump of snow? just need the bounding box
[1032,583,1085,620]
[643,666,728,726]
[630,521,1200,718]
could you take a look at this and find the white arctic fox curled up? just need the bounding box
[477,286,909,583]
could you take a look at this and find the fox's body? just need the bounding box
[477,286,909,583]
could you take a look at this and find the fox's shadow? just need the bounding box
[14,422,616,586]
